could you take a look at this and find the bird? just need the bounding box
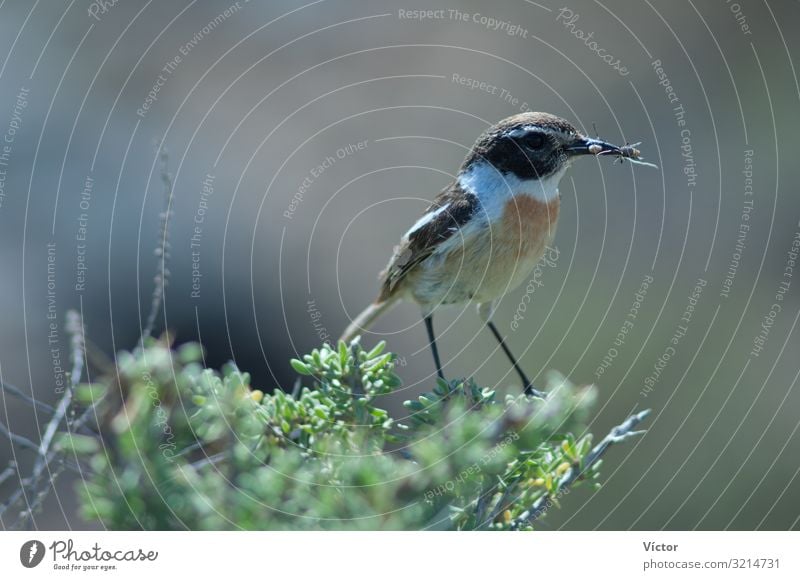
[339,112,649,396]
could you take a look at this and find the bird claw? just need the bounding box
[524,383,548,399]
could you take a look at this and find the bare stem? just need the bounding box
[6,311,85,528]
[510,409,650,529]
[0,423,38,451]
[0,381,55,415]
[32,311,84,480]
[139,146,173,345]
[0,462,16,486]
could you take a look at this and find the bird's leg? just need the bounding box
[423,314,445,381]
[485,321,546,398]
[478,303,546,398]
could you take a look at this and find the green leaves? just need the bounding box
[55,433,99,454]
[70,338,628,530]
[403,378,498,428]
[290,359,312,375]
[74,383,106,405]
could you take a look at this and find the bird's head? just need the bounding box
[461,112,638,183]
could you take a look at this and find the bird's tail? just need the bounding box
[339,297,398,344]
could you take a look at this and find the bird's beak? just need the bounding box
[565,136,623,157]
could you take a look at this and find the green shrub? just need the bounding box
[62,338,645,530]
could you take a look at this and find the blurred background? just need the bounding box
[1,0,799,530]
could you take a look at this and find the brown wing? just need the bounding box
[378,182,478,301]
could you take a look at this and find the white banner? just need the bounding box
[0,531,797,578]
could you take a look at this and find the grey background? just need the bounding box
[0,0,799,529]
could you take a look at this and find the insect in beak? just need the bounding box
[566,137,657,168]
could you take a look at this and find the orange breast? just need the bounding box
[498,194,560,260]
[404,193,561,306]
[462,194,560,302]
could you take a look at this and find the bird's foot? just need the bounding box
[524,382,548,399]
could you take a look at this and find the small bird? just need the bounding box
[340,112,649,395]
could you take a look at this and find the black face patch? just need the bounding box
[461,112,578,180]
[464,130,563,180]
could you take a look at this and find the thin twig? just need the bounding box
[349,340,364,396]
[140,146,173,345]
[32,311,83,481]
[474,488,491,525]
[483,478,519,528]
[0,423,39,451]
[8,311,85,527]
[0,381,55,414]
[510,409,650,529]
[0,487,24,518]
[0,376,96,436]
[1,402,98,520]
[0,462,16,485]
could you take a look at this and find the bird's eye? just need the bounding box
[524,133,545,150]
